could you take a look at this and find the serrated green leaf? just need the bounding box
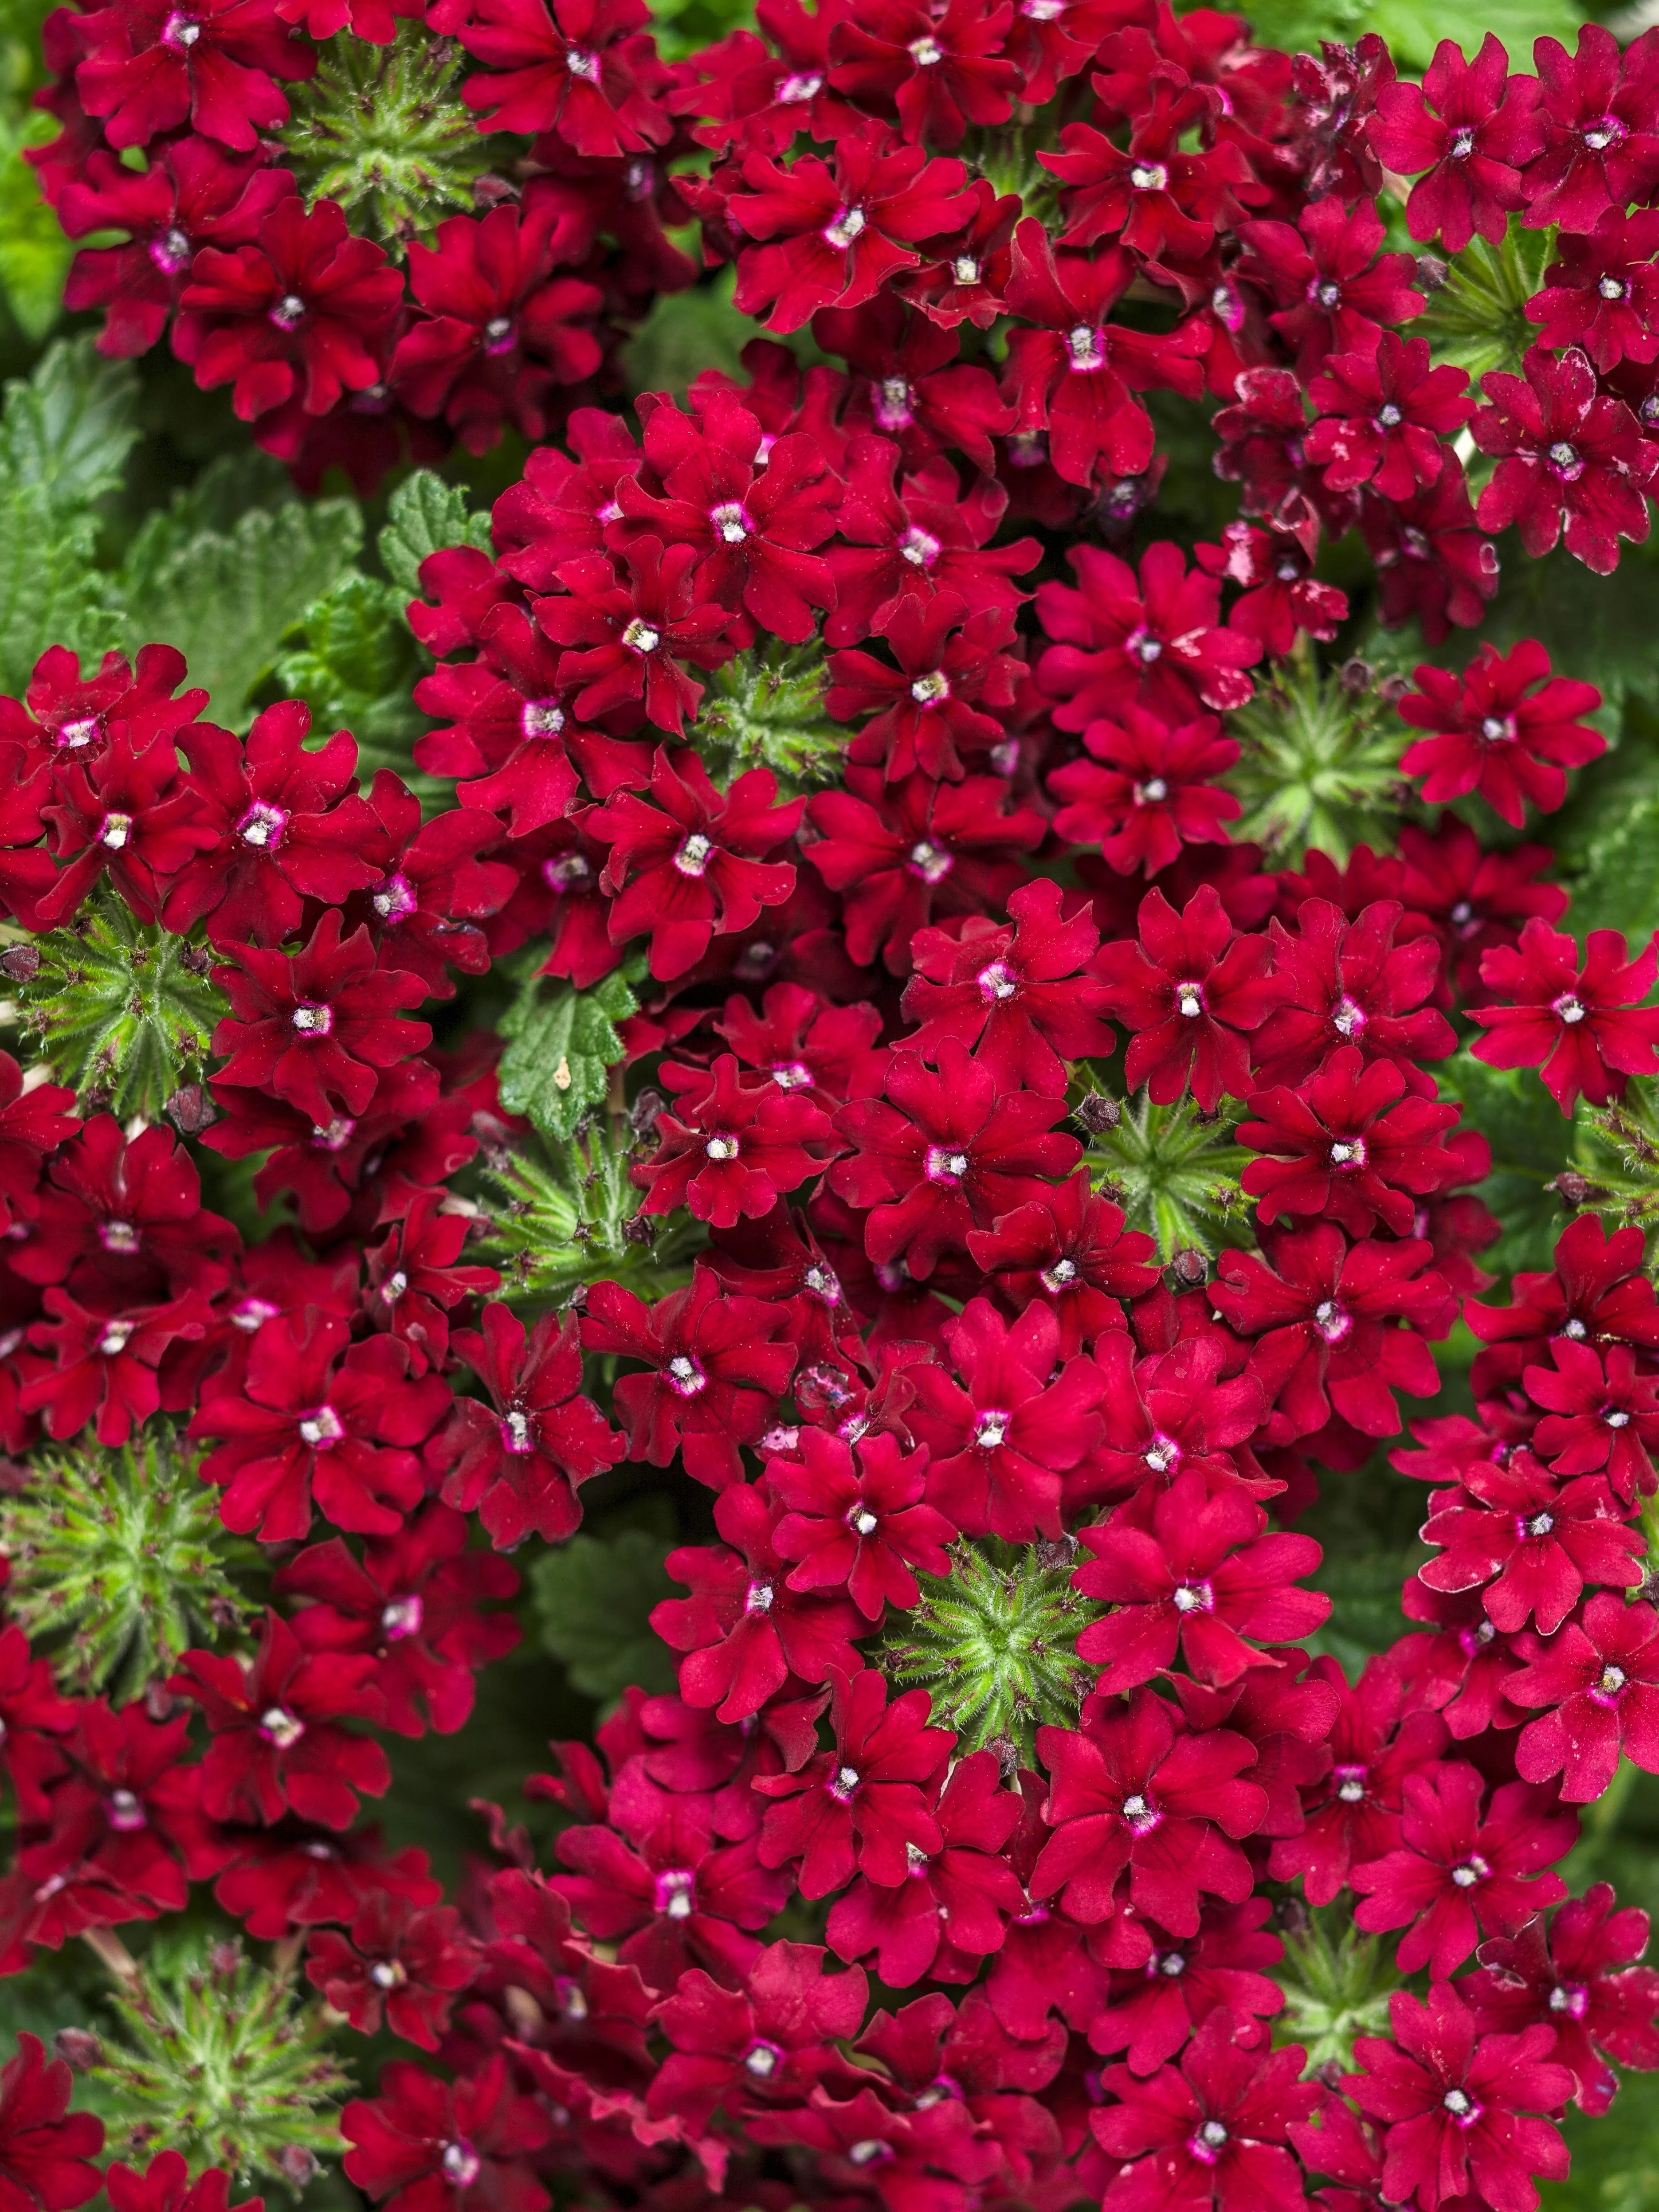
[275,567,430,779]
[0,334,140,507]
[0,484,117,694]
[1445,1046,1575,1281]
[531,1527,678,1707]
[378,469,491,603]
[497,970,639,1140]
[119,496,363,725]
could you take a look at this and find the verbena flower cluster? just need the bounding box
[0,0,1658,2210]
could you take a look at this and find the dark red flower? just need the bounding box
[1252,898,1456,1099]
[1093,883,1280,1112]
[306,1895,478,2051]
[1417,1446,1643,1634]
[1397,638,1604,829]
[1036,541,1258,731]
[770,1427,953,1619]
[1507,1591,1659,1802]
[104,2153,257,2212]
[827,594,1021,786]
[1345,1984,1571,2212]
[828,0,1018,150]
[1368,33,1544,251]
[1526,210,1659,375]
[1240,1046,1464,1237]
[1305,333,1473,501]
[636,1054,838,1228]
[274,1502,522,1735]
[1521,21,1659,233]
[1465,1884,1659,2116]
[0,2037,103,2212]
[645,1940,867,2130]
[1471,919,1659,1112]
[1472,345,1658,574]
[440,1302,624,1547]
[1235,193,1424,377]
[343,2055,551,2212]
[537,543,735,735]
[1050,706,1241,877]
[174,1609,389,1830]
[581,1266,797,1489]
[966,1170,1159,1357]
[74,0,315,150]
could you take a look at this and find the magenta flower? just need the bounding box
[1368,33,1544,251]
[1397,638,1604,828]
[729,126,974,333]
[1345,1984,1571,2212]
[1235,194,1424,376]
[1030,1687,1267,1932]
[174,1608,389,1830]
[1254,898,1455,1098]
[770,1427,953,1621]
[1510,1591,1659,1801]
[1465,1211,1659,1398]
[1094,1897,1286,2077]
[1269,1653,1449,1903]
[1526,210,1659,374]
[1093,883,1280,1112]
[1473,345,1658,574]
[755,1668,953,1898]
[1351,1763,1574,1979]
[585,747,800,979]
[1073,1467,1328,1691]
[1526,1337,1659,1501]
[1472,918,1659,1112]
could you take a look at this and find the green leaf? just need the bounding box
[480,1121,703,1305]
[0,111,71,341]
[119,495,363,725]
[1225,658,1409,869]
[378,468,491,603]
[1444,1047,1575,1281]
[531,1527,678,1706]
[0,333,141,508]
[497,968,639,1141]
[1086,1092,1252,1260]
[0,485,115,694]
[622,270,753,398]
[1416,226,1552,384]
[274,568,435,786]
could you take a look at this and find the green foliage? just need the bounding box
[0,337,141,691]
[496,967,639,1142]
[118,490,363,726]
[13,892,224,1116]
[378,467,493,604]
[93,1944,350,2186]
[623,271,754,399]
[480,1116,702,1304]
[1446,1047,1576,1280]
[1416,223,1552,384]
[532,1524,679,1707]
[281,26,489,250]
[1237,0,1576,75]
[275,569,432,781]
[1274,1913,1399,2072]
[1225,658,1409,868]
[1085,1091,1251,1261]
[696,642,843,788]
[882,1539,1093,1769]
[1574,1076,1659,1234]
[0,1427,253,1702]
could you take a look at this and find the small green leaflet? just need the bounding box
[497,968,639,1140]
[531,1527,678,1707]
[0,334,140,507]
[378,468,492,605]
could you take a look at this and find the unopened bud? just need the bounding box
[985,1735,1019,1784]
[1338,656,1374,694]
[208,1939,241,1981]
[277,2147,320,2190]
[1074,1092,1120,1136]
[165,1084,217,1135]
[0,946,39,983]
[179,942,213,977]
[144,1680,176,1723]
[622,1214,657,1246]
[1272,1894,1311,1937]
[1314,2059,1345,2090]
[1377,674,1411,706]
[471,174,518,210]
[54,2029,101,2071]
[1551,1171,1605,1207]
[1415,253,1450,291]
[562,1282,588,1313]
[629,1088,665,1141]
[1169,1247,1208,1288]
[1033,1534,1079,1573]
